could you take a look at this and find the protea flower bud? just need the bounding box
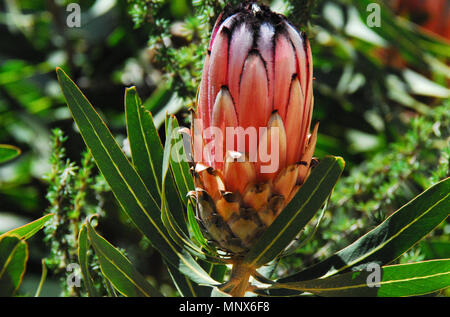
[191,2,318,255]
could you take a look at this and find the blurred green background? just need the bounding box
[0,0,449,296]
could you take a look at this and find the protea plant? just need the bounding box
[52,0,450,300]
[191,2,317,256]
[187,1,320,295]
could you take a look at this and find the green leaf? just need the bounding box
[243,156,345,267]
[166,115,194,204]
[166,261,212,297]
[0,235,28,296]
[271,259,450,297]
[161,114,188,237]
[78,224,98,297]
[279,177,450,283]
[0,144,21,164]
[86,219,163,297]
[187,201,208,248]
[0,214,54,240]
[125,87,162,205]
[57,68,217,287]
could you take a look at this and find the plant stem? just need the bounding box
[220,260,256,297]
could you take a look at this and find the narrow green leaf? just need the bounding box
[78,224,98,297]
[243,156,345,267]
[57,68,178,263]
[125,87,161,204]
[57,68,216,287]
[0,214,54,240]
[86,220,163,297]
[279,177,450,283]
[0,144,21,164]
[272,259,450,297]
[187,201,208,248]
[161,114,188,236]
[166,261,212,297]
[0,235,28,296]
[167,115,194,204]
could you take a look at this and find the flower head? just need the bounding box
[191,2,318,254]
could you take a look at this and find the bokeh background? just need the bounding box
[0,0,449,296]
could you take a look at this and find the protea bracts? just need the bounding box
[191,2,318,257]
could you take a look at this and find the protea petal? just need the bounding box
[297,121,319,184]
[238,51,271,130]
[227,22,254,106]
[273,163,299,200]
[211,87,238,169]
[299,40,314,155]
[284,76,305,166]
[242,183,271,211]
[194,163,225,201]
[285,22,308,100]
[223,151,256,194]
[216,194,240,222]
[191,110,205,164]
[257,111,287,181]
[273,34,297,120]
[197,53,210,129]
[257,22,275,110]
[208,28,230,128]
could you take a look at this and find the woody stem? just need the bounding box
[221,260,256,297]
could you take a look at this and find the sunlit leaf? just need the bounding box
[0,144,21,164]
[86,219,163,297]
[271,259,450,297]
[57,68,217,286]
[0,214,54,240]
[279,177,450,283]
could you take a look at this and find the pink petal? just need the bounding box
[191,111,206,165]
[208,27,230,132]
[284,76,305,166]
[273,34,296,121]
[197,52,210,130]
[211,87,238,170]
[257,22,275,111]
[256,111,287,182]
[285,22,308,102]
[238,52,271,130]
[227,22,254,106]
[209,13,238,50]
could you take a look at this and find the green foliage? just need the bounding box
[0,145,21,164]
[42,128,109,296]
[270,259,450,297]
[0,0,449,297]
[55,68,449,297]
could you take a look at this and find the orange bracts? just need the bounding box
[191,2,317,254]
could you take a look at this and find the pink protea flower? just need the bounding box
[191,2,318,254]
